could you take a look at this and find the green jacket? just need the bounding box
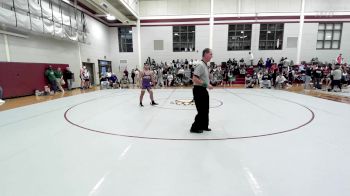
[45,69,56,81]
[54,70,63,79]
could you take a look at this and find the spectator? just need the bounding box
[100,74,109,90]
[304,65,312,89]
[329,64,342,92]
[123,67,129,78]
[157,67,164,87]
[313,65,323,89]
[55,67,65,93]
[135,68,140,88]
[245,74,254,88]
[257,58,264,71]
[167,72,174,87]
[0,85,4,105]
[248,51,254,66]
[337,53,343,64]
[45,65,58,93]
[120,74,130,88]
[131,69,136,84]
[83,68,90,89]
[265,58,272,71]
[80,66,85,89]
[261,71,272,89]
[110,74,119,88]
[63,67,74,90]
[275,73,287,89]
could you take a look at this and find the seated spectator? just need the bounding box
[228,71,236,86]
[245,74,254,88]
[109,73,119,88]
[120,75,130,89]
[261,72,272,89]
[167,73,174,86]
[100,74,109,90]
[275,73,288,89]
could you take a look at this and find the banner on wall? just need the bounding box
[41,0,53,20]
[43,18,54,35]
[0,7,16,27]
[14,0,29,11]
[54,22,64,38]
[29,0,42,16]
[16,12,31,30]
[31,16,44,33]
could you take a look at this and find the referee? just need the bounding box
[190,48,213,133]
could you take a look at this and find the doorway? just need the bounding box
[98,60,112,77]
[82,62,95,85]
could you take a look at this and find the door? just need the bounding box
[98,60,112,77]
[82,62,95,85]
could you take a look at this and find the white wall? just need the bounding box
[300,23,350,63]
[214,0,302,14]
[140,0,210,17]
[212,23,299,64]
[118,22,348,65]
[109,27,139,75]
[141,0,350,16]
[79,15,112,84]
[305,0,350,12]
[0,14,113,87]
[0,35,7,61]
[139,25,209,63]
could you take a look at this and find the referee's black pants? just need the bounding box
[191,85,209,131]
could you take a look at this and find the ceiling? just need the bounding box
[66,0,138,26]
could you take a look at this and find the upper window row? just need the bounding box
[118,23,343,52]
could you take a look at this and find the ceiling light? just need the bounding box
[106,14,115,20]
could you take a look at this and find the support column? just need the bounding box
[4,34,11,62]
[296,0,306,65]
[209,0,214,49]
[137,18,142,68]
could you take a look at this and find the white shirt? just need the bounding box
[249,52,254,60]
[276,75,286,83]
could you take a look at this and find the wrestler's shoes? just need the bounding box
[150,101,158,106]
[190,129,203,133]
[190,128,211,133]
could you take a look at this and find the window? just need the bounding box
[259,23,284,50]
[317,23,342,49]
[118,27,133,52]
[173,26,195,52]
[227,24,252,51]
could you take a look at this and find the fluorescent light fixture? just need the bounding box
[106,14,116,20]
[174,33,179,36]
[129,30,132,33]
